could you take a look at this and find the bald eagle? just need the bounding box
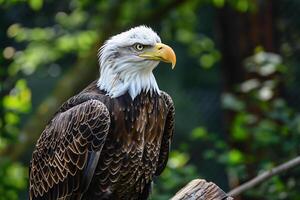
[29,26,176,200]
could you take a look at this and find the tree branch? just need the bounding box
[172,156,300,199]
[228,156,300,197]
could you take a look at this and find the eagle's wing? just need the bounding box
[155,91,175,176]
[29,99,110,200]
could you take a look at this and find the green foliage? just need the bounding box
[1,0,219,198]
[210,0,257,12]
[3,79,31,113]
[191,126,208,139]
[1,0,300,199]
[196,51,300,199]
[28,0,43,11]
[160,0,221,69]
[0,79,31,198]
[0,160,27,200]
[2,79,31,141]
[175,27,221,69]
[151,151,198,200]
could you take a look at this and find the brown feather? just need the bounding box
[29,96,110,199]
[30,81,175,200]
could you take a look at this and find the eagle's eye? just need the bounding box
[133,43,144,51]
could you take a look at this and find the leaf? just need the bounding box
[3,79,31,112]
[29,0,43,11]
[222,93,245,111]
[199,54,215,69]
[228,149,244,165]
[191,127,207,139]
[212,0,225,8]
[168,151,189,169]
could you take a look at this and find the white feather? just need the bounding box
[97,25,162,99]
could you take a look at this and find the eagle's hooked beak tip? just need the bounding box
[171,62,176,70]
[139,43,176,69]
[156,43,176,69]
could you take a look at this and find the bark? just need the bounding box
[172,155,300,199]
[172,179,233,200]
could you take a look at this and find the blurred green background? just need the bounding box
[1,0,300,199]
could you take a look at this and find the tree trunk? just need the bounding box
[215,0,278,199]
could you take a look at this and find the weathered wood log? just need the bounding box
[171,179,233,200]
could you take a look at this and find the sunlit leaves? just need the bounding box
[227,149,244,165]
[4,162,27,189]
[28,0,43,10]
[1,80,31,141]
[3,79,31,113]
[245,52,283,76]
[152,150,198,200]
[160,0,221,69]
[0,160,27,200]
[119,1,140,26]
[174,1,198,29]
[0,138,8,151]
[240,79,260,93]
[3,47,16,60]
[176,29,221,69]
[168,151,189,169]
[56,31,97,53]
[2,3,103,198]
[191,126,208,139]
[176,29,194,44]
[7,22,97,75]
[5,112,19,125]
[222,93,245,111]
[212,0,225,8]
[12,27,55,42]
[230,113,250,141]
[253,119,280,146]
[209,0,257,12]
[219,51,300,199]
[0,0,26,7]
[7,23,21,38]
[234,0,249,12]
[55,10,88,29]
[10,43,59,75]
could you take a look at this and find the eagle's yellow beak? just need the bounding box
[139,43,176,69]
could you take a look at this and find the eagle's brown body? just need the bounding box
[29,81,175,200]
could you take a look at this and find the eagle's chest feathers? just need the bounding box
[96,92,167,190]
[109,92,166,150]
[111,93,166,141]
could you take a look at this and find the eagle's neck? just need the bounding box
[97,62,160,99]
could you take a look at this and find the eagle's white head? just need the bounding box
[97,25,176,99]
